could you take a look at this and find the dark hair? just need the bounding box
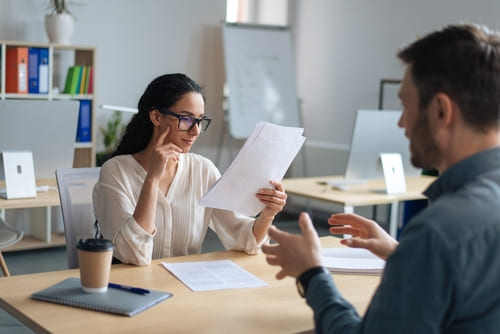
[398,23,500,132]
[113,73,203,156]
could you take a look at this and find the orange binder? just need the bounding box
[6,47,29,93]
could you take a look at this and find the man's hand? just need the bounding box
[328,213,398,260]
[262,212,322,279]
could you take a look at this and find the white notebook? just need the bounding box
[321,248,385,274]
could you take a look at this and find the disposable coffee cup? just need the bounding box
[77,238,114,293]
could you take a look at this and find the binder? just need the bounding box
[28,47,40,93]
[87,66,94,94]
[38,48,49,94]
[63,66,75,94]
[74,65,83,94]
[76,99,91,142]
[6,47,28,93]
[31,278,172,317]
[84,65,91,93]
[79,65,88,94]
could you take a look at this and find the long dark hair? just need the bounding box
[113,73,203,156]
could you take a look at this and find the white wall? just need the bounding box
[2,0,500,177]
[0,0,227,162]
[290,0,500,176]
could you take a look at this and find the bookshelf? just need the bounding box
[0,40,96,167]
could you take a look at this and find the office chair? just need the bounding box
[0,216,24,276]
[55,167,101,269]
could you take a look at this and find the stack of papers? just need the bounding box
[199,122,305,216]
[320,248,385,274]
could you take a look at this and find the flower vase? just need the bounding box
[44,13,75,45]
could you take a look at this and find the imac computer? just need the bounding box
[343,109,421,181]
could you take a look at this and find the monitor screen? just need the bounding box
[344,109,421,180]
[0,99,79,179]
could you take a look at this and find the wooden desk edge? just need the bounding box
[0,298,50,334]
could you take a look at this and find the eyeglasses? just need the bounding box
[157,109,212,133]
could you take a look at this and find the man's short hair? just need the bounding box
[398,23,500,132]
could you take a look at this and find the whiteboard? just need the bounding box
[222,23,300,138]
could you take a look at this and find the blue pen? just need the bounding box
[108,282,150,295]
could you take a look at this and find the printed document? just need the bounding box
[321,248,386,274]
[162,260,268,291]
[199,122,305,216]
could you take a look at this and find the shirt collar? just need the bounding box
[424,147,500,201]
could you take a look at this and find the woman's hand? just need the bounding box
[328,213,398,260]
[252,180,287,242]
[256,180,287,219]
[148,127,182,180]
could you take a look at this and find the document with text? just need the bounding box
[161,260,269,291]
[199,122,305,216]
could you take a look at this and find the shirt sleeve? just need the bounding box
[306,219,454,333]
[92,159,155,265]
[210,208,260,254]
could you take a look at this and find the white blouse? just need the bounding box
[93,153,260,265]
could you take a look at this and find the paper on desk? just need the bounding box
[199,122,305,216]
[161,260,268,291]
[320,248,386,274]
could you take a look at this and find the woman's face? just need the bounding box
[158,92,205,153]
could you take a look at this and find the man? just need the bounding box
[262,23,500,333]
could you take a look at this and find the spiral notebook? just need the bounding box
[31,277,172,316]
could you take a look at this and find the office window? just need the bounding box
[226,0,289,26]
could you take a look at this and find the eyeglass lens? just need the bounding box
[178,116,210,132]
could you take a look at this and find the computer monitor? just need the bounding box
[343,109,421,180]
[0,99,79,179]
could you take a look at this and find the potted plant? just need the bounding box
[45,0,75,44]
[96,110,126,166]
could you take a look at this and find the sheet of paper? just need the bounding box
[199,122,305,216]
[161,260,269,291]
[320,248,386,274]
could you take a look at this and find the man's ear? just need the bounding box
[149,109,162,126]
[432,93,454,128]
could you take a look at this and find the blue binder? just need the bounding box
[28,48,40,94]
[38,48,49,94]
[76,100,91,142]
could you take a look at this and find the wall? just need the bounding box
[290,0,500,176]
[0,0,227,163]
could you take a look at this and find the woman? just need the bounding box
[93,73,287,265]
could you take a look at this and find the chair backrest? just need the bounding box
[56,167,100,269]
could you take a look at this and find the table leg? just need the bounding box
[342,206,354,238]
[30,207,52,243]
[388,202,398,239]
[343,206,354,214]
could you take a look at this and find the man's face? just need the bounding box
[398,66,440,170]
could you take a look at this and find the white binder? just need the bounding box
[0,151,37,199]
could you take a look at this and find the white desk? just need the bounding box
[283,175,435,237]
[0,179,63,250]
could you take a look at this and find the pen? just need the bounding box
[108,282,151,295]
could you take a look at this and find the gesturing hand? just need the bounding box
[262,212,322,279]
[328,213,398,260]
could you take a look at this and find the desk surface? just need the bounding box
[0,237,380,334]
[0,179,59,209]
[283,175,435,207]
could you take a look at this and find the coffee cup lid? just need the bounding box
[76,238,113,252]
